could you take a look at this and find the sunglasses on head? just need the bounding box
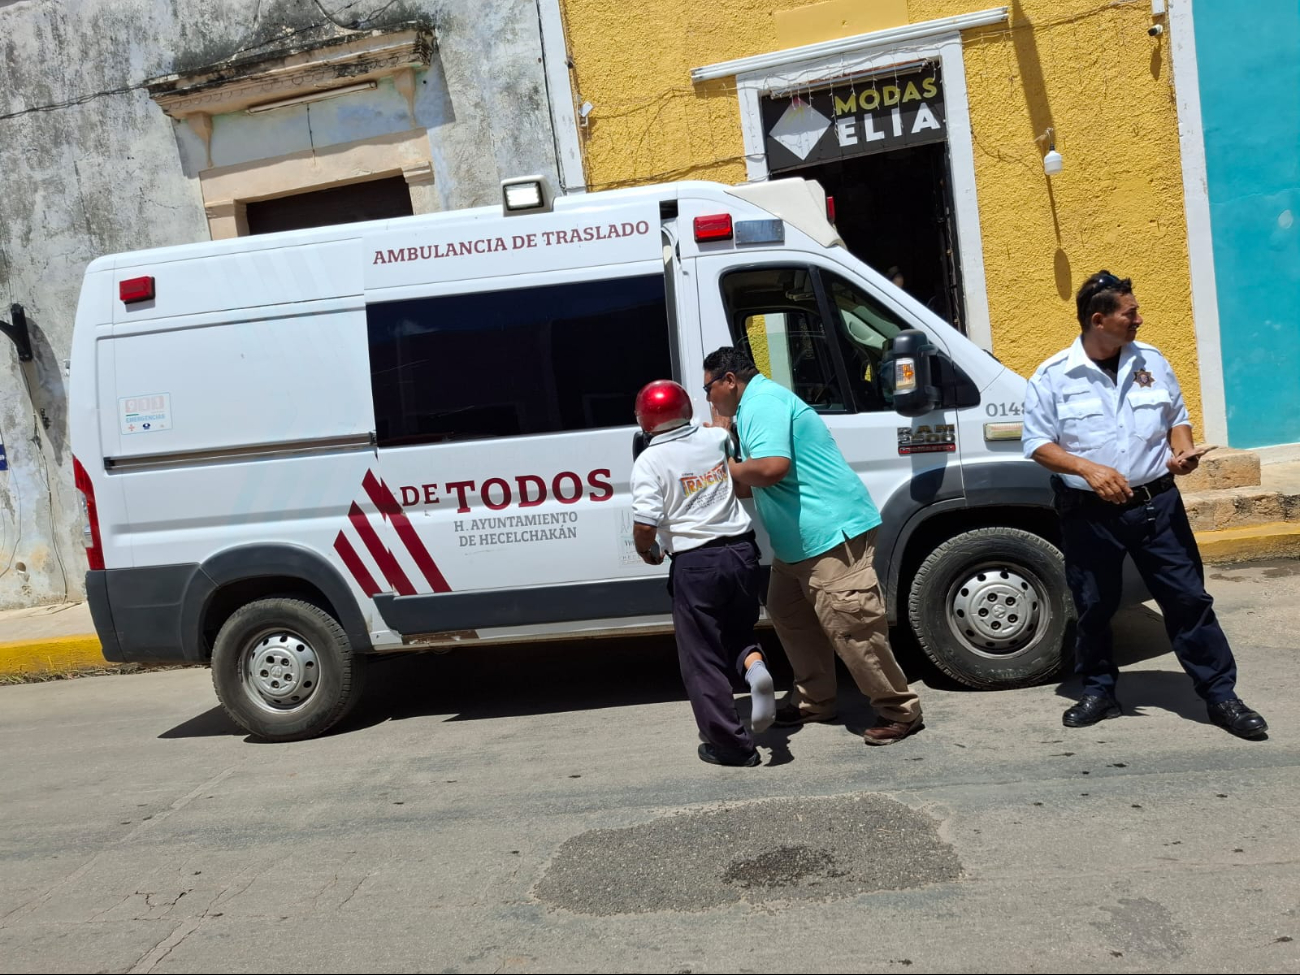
[1085,272,1124,297]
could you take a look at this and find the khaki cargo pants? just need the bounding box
[767,528,921,723]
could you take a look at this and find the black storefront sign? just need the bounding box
[761,67,946,173]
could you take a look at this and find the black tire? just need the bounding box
[907,527,1072,689]
[211,597,367,742]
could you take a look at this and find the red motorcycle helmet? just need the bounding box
[635,380,693,436]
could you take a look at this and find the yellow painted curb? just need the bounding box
[0,635,105,677]
[1196,522,1300,564]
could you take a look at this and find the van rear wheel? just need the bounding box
[211,598,367,741]
[907,528,1071,689]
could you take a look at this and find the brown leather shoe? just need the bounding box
[772,704,837,727]
[863,715,924,746]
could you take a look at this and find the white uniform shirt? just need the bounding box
[631,423,752,555]
[1022,337,1192,492]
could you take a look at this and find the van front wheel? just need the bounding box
[211,598,367,741]
[907,528,1071,689]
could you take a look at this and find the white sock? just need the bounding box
[745,659,775,733]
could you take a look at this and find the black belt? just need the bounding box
[692,530,757,551]
[1054,474,1176,512]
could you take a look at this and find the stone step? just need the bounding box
[1178,447,1261,492]
[1260,457,1300,494]
[1182,485,1300,533]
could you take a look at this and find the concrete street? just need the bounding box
[2,561,1298,974]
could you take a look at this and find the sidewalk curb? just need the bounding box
[0,635,105,678]
[1195,521,1300,564]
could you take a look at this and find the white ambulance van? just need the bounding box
[71,176,1070,741]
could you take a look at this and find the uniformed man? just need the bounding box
[1023,271,1267,738]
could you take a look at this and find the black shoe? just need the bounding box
[772,705,837,727]
[697,743,761,767]
[1063,695,1121,728]
[1207,698,1268,739]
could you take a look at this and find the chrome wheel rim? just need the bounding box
[945,563,1048,657]
[239,628,321,714]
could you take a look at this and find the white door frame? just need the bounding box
[693,9,1008,351]
[537,0,588,195]
[1167,0,1228,443]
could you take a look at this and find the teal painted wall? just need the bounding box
[1196,0,1300,447]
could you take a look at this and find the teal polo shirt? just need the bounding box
[735,374,881,563]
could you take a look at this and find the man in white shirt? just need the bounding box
[1023,271,1266,738]
[630,380,775,767]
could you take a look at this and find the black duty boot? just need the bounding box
[1207,698,1268,739]
[1062,695,1121,728]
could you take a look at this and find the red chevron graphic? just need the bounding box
[334,469,452,596]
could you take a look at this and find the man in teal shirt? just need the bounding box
[703,347,922,744]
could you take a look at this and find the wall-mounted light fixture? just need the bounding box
[246,80,378,114]
[1039,127,1063,176]
[1149,1,1167,36]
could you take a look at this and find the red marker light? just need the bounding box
[826,195,837,224]
[693,214,733,242]
[119,276,155,304]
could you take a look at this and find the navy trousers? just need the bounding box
[1055,480,1238,703]
[668,535,764,759]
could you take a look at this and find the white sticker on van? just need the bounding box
[120,393,171,435]
[618,509,644,566]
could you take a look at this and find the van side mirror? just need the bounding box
[882,329,940,418]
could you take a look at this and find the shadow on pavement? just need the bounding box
[158,706,242,739]
[1051,602,1231,725]
[1111,604,1179,665]
[369,633,702,725]
[158,631,790,739]
[157,628,902,742]
[349,628,911,732]
[1054,669,1212,725]
[167,604,1158,740]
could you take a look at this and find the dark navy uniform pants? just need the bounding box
[668,534,763,759]
[1055,478,1238,703]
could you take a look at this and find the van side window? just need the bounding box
[823,271,908,413]
[720,267,848,413]
[367,274,672,446]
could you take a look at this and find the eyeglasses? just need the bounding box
[703,375,728,395]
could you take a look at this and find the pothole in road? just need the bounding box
[534,794,961,915]
[721,844,845,888]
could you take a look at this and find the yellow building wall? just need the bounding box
[561,0,1204,430]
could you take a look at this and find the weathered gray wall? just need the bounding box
[0,0,561,609]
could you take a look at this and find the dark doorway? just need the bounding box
[803,142,965,332]
[245,175,414,235]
